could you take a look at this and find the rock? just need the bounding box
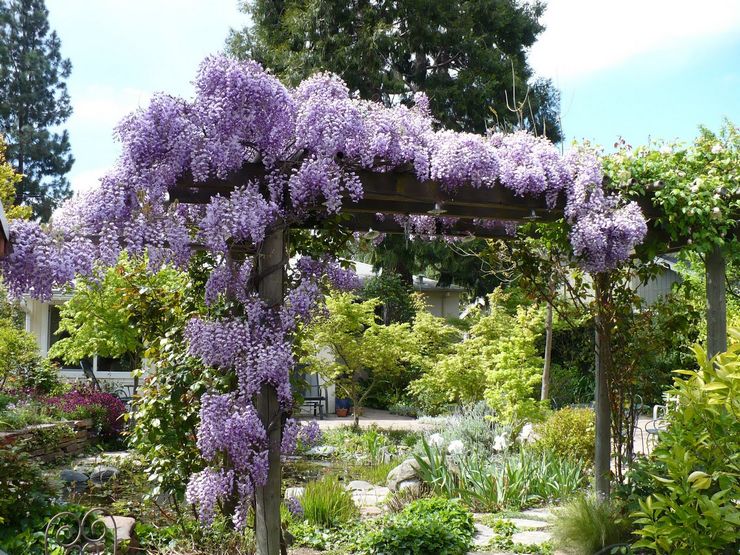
[90,466,119,484]
[101,515,137,547]
[511,530,553,545]
[305,445,336,457]
[347,480,374,491]
[360,506,383,517]
[472,523,496,547]
[386,458,420,491]
[60,469,89,483]
[508,518,550,529]
[351,486,389,507]
[519,507,554,521]
[397,479,422,491]
[285,487,305,500]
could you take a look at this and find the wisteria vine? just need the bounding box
[0,54,648,526]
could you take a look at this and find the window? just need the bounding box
[48,305,127,372]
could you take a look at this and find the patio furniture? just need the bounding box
[300,372,328,420]
[645,404,669,450]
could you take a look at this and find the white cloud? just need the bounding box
[530,0,740,81]
[71,85,152,129]
[69,166,108,195]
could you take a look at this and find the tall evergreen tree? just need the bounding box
[229,0,561,141]
[0,0,73,220]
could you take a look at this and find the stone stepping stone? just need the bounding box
[511,530,553,545]
[346,480,374,491]
[519,507,554,521]
[508,518,550,529]
[472,523,495,546]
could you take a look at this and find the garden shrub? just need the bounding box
[629,334,740,554]
[552,493,631,555]
[361,497,475,555]
[409,290,546,422]
[0,447,55,529]
[45,387,126,438]
[0,319,40,390]
[534,406,595,465]
[415,438,588,512]
[300,475,358,528]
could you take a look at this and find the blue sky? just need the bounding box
[46,0,740,194]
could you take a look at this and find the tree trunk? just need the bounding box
[254,227,286,555]
[593,272,612,498]
[541,279,554,401]
[706,245,727,359]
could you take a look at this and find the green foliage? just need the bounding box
[629,332,740,554]
[605,120,738,257]
[299,475,359,528]
[0,398,52,431]
[534,407,595,465]
[360,272,415,324]
[414,439,588,512]
[410,290,546,422]
[301,292,416,425]
[231,0,561,140]
[0,136,30,220]
[19,359,65,394]
[361,497,475,555]
[0,0,74,220]
[136,515,256,555]
[0,317,40,390]
[552,494,631,555]
[0,446,54,529]
[49,253,193,369]
[129,341,213,501]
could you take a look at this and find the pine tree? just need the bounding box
[229,0,561,141]
[0,0,73,220]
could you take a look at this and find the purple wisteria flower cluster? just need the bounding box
[1,54,648,526]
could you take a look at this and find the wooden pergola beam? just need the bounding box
[170,164,564,223]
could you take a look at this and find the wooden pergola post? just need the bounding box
[254,226,287,555]
[593,272,612,498]
[706,245,727,359]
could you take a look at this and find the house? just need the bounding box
[23,261,463,414]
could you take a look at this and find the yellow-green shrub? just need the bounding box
[535,407,595,465]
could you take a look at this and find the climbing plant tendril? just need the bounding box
[0,55,647,528]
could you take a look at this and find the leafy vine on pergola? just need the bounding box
[1,55,661,554]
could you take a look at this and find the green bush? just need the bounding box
[414,439,588,512]
[361,497,475,555]
[0,319,40,389]
[629,335,740,554]
[534,407,595,465]
[0,447,54,529]
[300,476,358,528]
[552,494,631,555]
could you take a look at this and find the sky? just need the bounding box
[45,0,740,195]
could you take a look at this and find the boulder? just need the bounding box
[397,479,422,491]
[90,466,119,484]
[386,458,420,491]
[346,480,374,491]
[101,515,138,548]
[305,445,336,457]
[60,469,89,483]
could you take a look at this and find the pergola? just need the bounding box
[169,163,730,554]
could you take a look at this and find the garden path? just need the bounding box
[300,408,435,431]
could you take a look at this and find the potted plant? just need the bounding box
[335,397,350,417]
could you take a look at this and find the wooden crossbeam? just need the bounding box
[170,163,564,223]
